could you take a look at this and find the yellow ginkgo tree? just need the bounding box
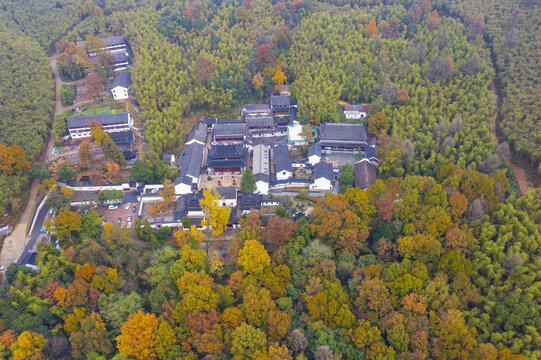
[199,188,231,238]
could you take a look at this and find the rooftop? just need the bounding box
[240,192,263,210]
[216,186,238,200]
[77,36,126,49]
[308,145,322,158]
[314,161,333,181]
[354,159,378,190]
[111,71,130,89]
[271,95,291,107]
[185,122,207,144]
[252,144,270,175]
[176,141,205,182]
[213,122,246,137]
[67,112,130,130]
[242,104,271,115]
[109,130,134,147]
[344,104,371,113]
[319,123,367,142]
[274,143,292,173]
[245,116,274,129]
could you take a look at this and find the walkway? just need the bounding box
[0,180,39,268]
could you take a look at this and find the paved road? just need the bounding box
[17,204,49,265]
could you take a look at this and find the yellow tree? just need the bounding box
[252,73,264,92]
[38,178,58,196]
[116,311,159,360]
[174,225,205,248]
[272,69,287,92]
[238,240,271,277]
[149,179,176,220]
[200,188,231,238]
[11,331,45,360]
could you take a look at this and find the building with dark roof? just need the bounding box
[273,143,292,180]
[111,71,130,100]
[108,130,134,148]
[245,116,275,133]
[318,123,368,151]
[206,144,247,174]
[77,36,127,54]
[67,112,133,139]
[185,123,206,146]
[271,96,291,126]
[241,104,272,118]
[363,147,378,165]
[213,122,245,143]
[175,141,205,194]
[240,192,263,214]
[112,52,129,71]
[307,145,322,165]
[162,154,175,165]
[310,161,333,191]
[215,187,238,207]
[354,159,378,190]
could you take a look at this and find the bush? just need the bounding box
[59,84,76,106]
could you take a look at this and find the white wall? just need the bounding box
[308,155,321,166]
[112,86,129,100]
[310,177,332,191]
[256,181,269,195]
[276,170,292,181]
[175,182,192,195]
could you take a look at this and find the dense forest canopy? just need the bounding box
[0,0,540,359]
[434,0,541,172]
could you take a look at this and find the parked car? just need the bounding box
[108,204,118,210]
[117,217,121,223]
[127,215,132,222]
[121,222,125,227]
[124,204,130,210]
[48,209,53,214]
[151,188,160,193]
[131,206,136,213]
[0,266,5,271]
[40,229,47,234]
[127,222,132,228]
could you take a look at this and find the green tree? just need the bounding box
[338,164,354,193]
[241,167,257,193]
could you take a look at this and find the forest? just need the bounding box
[434,0,541,173]
[1,169,539,359]
[0,0,540,359]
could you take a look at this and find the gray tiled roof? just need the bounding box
[108,130,134,147]
[241,104,271,116]
[111,71,130,89]
[185,123,207,144]
[307,145,322,158]
[216,186,238,200]
[207,144,247,168]
[274,143,292,173]
[344,104,371,112]
[113,52,128,64]
[213,123,245,137]
[245,116,274,129]
[318,123,368,147]
[255,173,270,183]
[354,159,378,190]
[67,112,130,130]
[176,141,204,183]
[271,95,291,107]
[314,161,333,181]
[77,36,126,48]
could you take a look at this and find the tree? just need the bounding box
[86,72,104,101]
[0,144,30,175]
[409,4,422,24]
[238,240,271,276]
[149,180,176,220]
[98,292,143,330]
[69,313,113,359]
[231,323,267,360]
[78,140,91,168]
[46,209,82,246]
[253,73,264,92]
[338,164,354,193]
[116,311,159,360]
[265,215,298,248]
[11,331,45,360]
[301,124,314,142]
[200,188,231,238]
[434,310,477,359]
[256,44,276,70]
[57,162,75,183]
[367,112,388,135]
[272,69,287,92]
[241,167,257,193]
[426,10,441,31]
[365,19,378,38]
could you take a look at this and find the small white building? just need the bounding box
[344,104,371,119]
[287,121,307,146]
[111,72,130,100]
[253,144,270,195]
[307,145,322,166]
[310,161,333,191]
[274,143,293,180]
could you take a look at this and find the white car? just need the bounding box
[124,203,130,210]
[127,222,132,228]
[108,204,118,210]
[0,265,5,271]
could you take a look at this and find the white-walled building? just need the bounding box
[310,161,333,191]
[67,112,133,139]
[111,72,130,100]
[307,145,322,166]
[253,144,270,195]
[274,143,293,180]
[343,104,371,119]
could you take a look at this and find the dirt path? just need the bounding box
[49,54,93,114]
[488,79,533,195]
[0,180,39,268]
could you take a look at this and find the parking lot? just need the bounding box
[97,202,138,227]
